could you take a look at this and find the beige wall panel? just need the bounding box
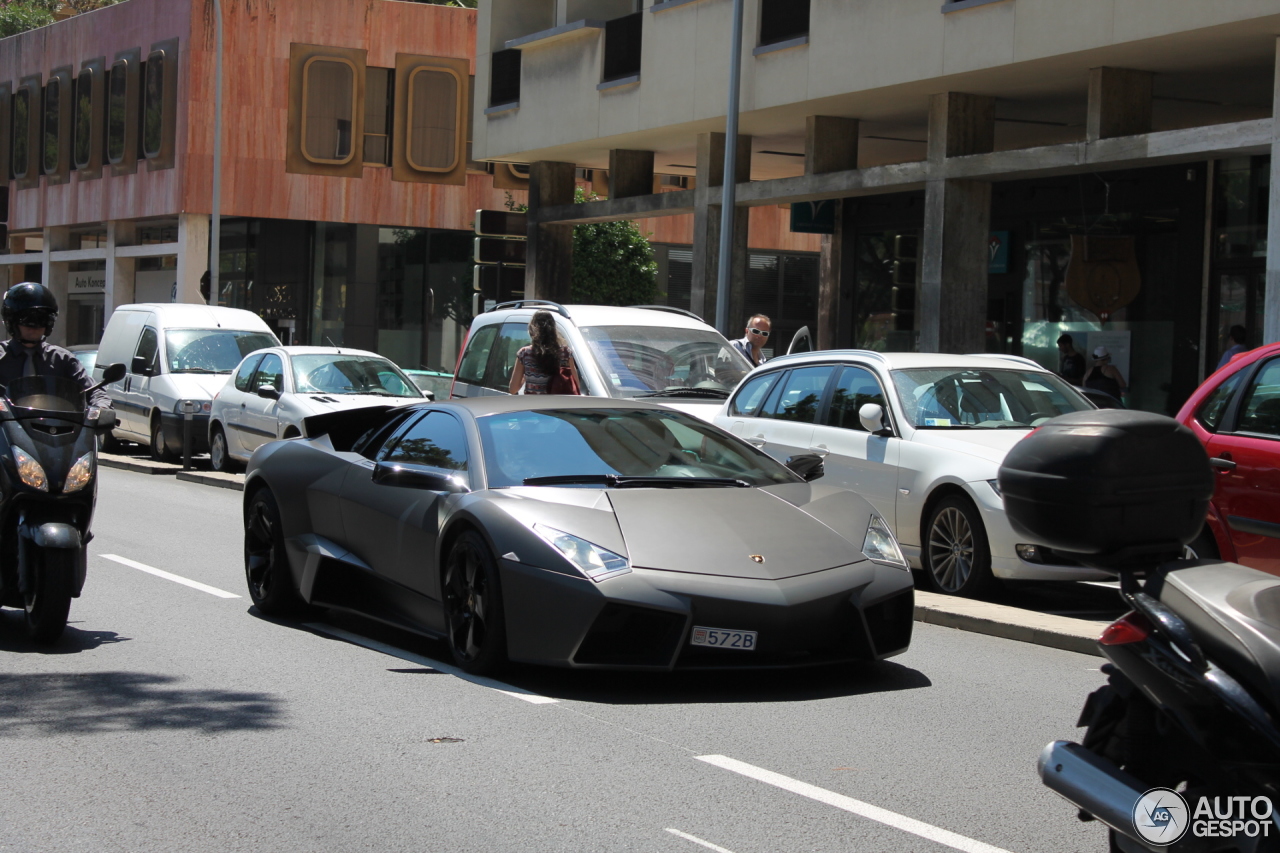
[567,0,635,22]
[1112,0,1280,44]
[488,0,555,52]
[743,46,810,116]
[1012,0,1116,64]
[635,5,699,130]
[505,38,603,151]
[691,0,743,122]
[943,1,1016,76]
[597,85,644,142]
[806,0,943,101]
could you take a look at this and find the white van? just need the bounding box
[95,304,279,460]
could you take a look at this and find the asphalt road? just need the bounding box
[0,468,1115,853]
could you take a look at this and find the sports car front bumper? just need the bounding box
[499,558,914,670]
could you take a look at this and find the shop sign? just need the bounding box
[790,201,837,235]
[988,232,1009,274]
[70,271,105,292]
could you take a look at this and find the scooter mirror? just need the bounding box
[100,363,127,384]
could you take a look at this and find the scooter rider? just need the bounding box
[0,283,111,409]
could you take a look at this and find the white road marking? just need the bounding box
[696,755,1016,853]
[304,623,558,705]
[101,554,241,599]
[665,828,738,853]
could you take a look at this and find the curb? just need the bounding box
[175,470,245,491]
[98,454,181,476]
[914,590,1108,656]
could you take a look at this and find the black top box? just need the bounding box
[997,410,1213,568]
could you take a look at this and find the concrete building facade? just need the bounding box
[474,0,1280,413]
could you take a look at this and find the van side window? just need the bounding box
[730,371,781,417]
[133,327,159,373]
[233,355,265,392]
[456,325,498,386]
[484,322,533,391]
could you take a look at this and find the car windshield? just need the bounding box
[892,367,1093,429]
[577,325,751,398]
[477,408,797,489]
[293,355,422,397]
[73,350,97,373]
[165,330,279,374]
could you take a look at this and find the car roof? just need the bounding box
[429,394,679,418]
[477,304,714,332]
[279,345,388,359]
[756,349,1054,373]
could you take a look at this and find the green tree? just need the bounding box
[0,0,128,38]
[570,187,659,306]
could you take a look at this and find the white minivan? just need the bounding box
[94,304,279,460]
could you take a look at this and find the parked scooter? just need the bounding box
[998,409,1280,853]
[0,363,126,643]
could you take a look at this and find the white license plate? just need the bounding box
[690,626,757,650]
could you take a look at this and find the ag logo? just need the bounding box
[749,554,765,564]
[1134,787,1189,846]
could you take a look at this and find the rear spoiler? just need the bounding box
[302,406,399,452]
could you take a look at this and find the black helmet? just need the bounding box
[2,282,58,339]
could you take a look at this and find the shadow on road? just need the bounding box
[0,671,284,736]
[262,607,931,706]
[0,612,133,654]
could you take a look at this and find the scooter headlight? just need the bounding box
[12,447,48,492]
[63,452,94,494]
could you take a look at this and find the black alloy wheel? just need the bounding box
[210,425,237,473]
[243,489,306,616]
[443,530,507,675]
[23,548,73,644]
[924,495,994,597]
[150,416,177,463]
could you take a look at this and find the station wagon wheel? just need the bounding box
[924,495,994,598]
[243,488,306,616]
[443,530,507,675]
[210,424,239,473]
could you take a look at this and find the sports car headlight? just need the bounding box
[533,524,631,582]
[63,452,94,494]
[863,515,907,569]
[13,447,48,492]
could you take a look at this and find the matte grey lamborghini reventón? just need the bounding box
[242,396,915,673]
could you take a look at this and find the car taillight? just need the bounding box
[1100,611,1153,646]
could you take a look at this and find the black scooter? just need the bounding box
[0,362,126,642]
[998,410,1280,853]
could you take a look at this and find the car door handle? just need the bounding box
[807,445,829,458]
[746,436,766,447]
[1210,456,1237,471]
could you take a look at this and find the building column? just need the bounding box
[43,227,72,347]
[525,161,576,304]
[608,150,654,200]
[807,116,859,350]
[691,131,750,330]
[920,93,994,354]
[1266,41,1280,344]
[1087,67,1153,142]
[105,220,137,317]
[176,213,209,305]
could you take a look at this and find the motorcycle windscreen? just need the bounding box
[5,376,86,414]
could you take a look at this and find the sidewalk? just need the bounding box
[99,452,246,491]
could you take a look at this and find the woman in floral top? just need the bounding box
[508,310,580,394]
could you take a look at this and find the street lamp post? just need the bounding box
[714,0,745,335]
[209,0,223,305]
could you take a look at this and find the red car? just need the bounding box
[1176,342,1280,577]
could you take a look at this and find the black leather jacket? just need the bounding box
[0,339,112,409]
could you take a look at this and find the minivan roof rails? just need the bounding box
[490,300,573,319]
[627,305,705,323]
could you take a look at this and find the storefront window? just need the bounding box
[853,230,918,352]
[1209,157,1268,371]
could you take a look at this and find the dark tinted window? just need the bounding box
[385,412,469,472]
[107,60,128,163]
[1237,359,1280,438]
[12,88,30,178]
[233,355,265,392]
[760,0,809,46]
[1196,369,1243,432]
[826,366,886,431]
[485,321,532,391]
[133,326,159,371]
[74,68,93,169]
[761,365,834,423]
[729,371,781,417]
[143,51,164,158]
[456,325,498,385]
[353,409,418,461]
[254,354,285,392]
[42,78,60,175]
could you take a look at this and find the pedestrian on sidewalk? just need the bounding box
[1083,346,1127,405]
[1056,334,1085,386]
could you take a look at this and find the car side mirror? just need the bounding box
[422,390,435,402]
[785,453,825,482]
[101,363,127,384]
[257,385,282,401]
[131,356,155,377]
[858,403,893,436]
[372,462,468,493]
